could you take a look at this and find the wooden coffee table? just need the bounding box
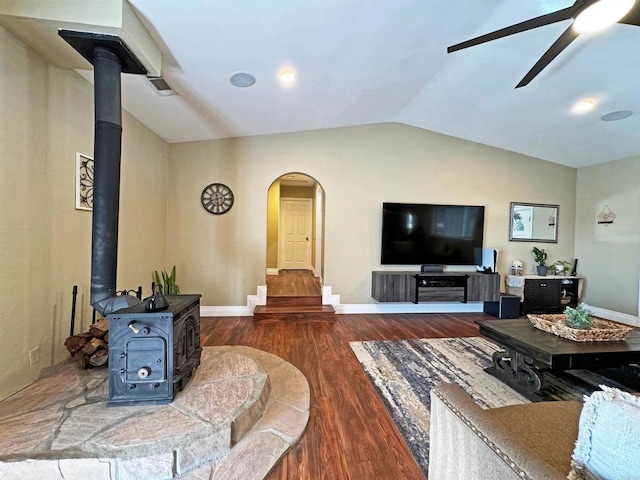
[478,319,640,401]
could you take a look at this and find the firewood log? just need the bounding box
[88,348,108,367]
[81,338,106,356]
[89,317,109,338]
[73,352,88,369]
[64,333,92,355]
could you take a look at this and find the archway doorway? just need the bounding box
[266,172,325,283]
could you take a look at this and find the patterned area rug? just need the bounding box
[349,336,630,477]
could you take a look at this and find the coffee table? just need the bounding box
[478,319,640,401]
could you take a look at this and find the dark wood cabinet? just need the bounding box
[522,277,580,314]
[506,275,582,314]
[372,271,500,303]
[467,274,501,302]
[371,271,414,302]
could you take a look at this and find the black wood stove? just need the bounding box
[58,31,203,407]
[107,294,202,406]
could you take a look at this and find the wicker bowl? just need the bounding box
[527,314,633,342]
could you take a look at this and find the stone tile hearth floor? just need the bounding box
[0,346,310,480]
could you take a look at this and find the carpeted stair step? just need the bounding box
[253,305,336,322]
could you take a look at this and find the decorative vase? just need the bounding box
[536,266,548,276]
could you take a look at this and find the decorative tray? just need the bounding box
[527,314,633,342]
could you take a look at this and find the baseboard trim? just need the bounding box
[201,302,485,317]
[203,302,640,318]
[200,306,253,317]
[266,268,279,276]
[588,306,639,327]
[335,302,485,314]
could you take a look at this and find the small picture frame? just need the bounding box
[75,152,94,211]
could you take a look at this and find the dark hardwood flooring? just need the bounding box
[201,312,493,479]
[255,269,334,320]
[266,269,322,297]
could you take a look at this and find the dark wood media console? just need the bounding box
[372,271,500,303]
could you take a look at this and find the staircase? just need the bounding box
[253,270,336,322]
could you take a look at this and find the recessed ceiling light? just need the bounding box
[279,70,297,83]
[571,99,595,114]
[573,0,635,33]
[229,72,256,88]
[600,110,633,121]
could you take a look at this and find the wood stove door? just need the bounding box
[125,337,167,382]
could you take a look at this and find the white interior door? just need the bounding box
[279,198,312,270]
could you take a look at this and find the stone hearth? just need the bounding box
[0,346,309,479]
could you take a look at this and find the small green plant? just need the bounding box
[565,303,593,330]
[153,265,180,294]
[551,260,572,275]
[531,247,548,267]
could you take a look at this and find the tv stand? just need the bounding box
[372,271,499,303]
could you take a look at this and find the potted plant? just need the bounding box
[531,247,548,276]
[564,303,593,330]
[551,260,572,276]
[153,265,181,294]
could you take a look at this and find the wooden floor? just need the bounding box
[255,269,335,320]
[201,312,493,479]
[266,269,321,296]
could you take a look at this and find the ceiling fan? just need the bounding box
[447,0,640,88]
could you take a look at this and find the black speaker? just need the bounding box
[571,258,578,276]
[484,293,521,319]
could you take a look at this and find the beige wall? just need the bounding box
[0,26,51,401]
[575,156,640,315]
[266,181,280,269]
[0,26,169,400]
[168,124,577,305]
[280,186,314,198]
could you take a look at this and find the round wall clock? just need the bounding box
[201,183,234,215]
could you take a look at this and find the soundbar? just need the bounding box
[421,264,445,273]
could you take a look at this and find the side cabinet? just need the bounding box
[522,277,580,314]
[372,271,500,303]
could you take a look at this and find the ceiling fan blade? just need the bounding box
[618,5,640,26]
[447,7,574,53]
[515,25,580,88]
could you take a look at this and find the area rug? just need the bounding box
[349,336,631,477]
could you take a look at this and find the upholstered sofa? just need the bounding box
[428,383,640,480]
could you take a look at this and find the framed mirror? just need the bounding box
[509,202,558,243]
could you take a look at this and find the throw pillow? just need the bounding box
[569,385,640,480]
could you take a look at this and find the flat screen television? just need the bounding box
[381,203,485,265]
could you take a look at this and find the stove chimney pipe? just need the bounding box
[90,47,130,315]
[59,31,148,315]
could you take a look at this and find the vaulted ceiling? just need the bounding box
[23,1,640,167]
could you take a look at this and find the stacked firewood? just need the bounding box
[64,317,109,368]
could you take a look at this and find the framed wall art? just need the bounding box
[75,152,94,211]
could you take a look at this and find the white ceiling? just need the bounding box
[109,0,640,168]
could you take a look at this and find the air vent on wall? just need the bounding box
[147,76,176,96]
